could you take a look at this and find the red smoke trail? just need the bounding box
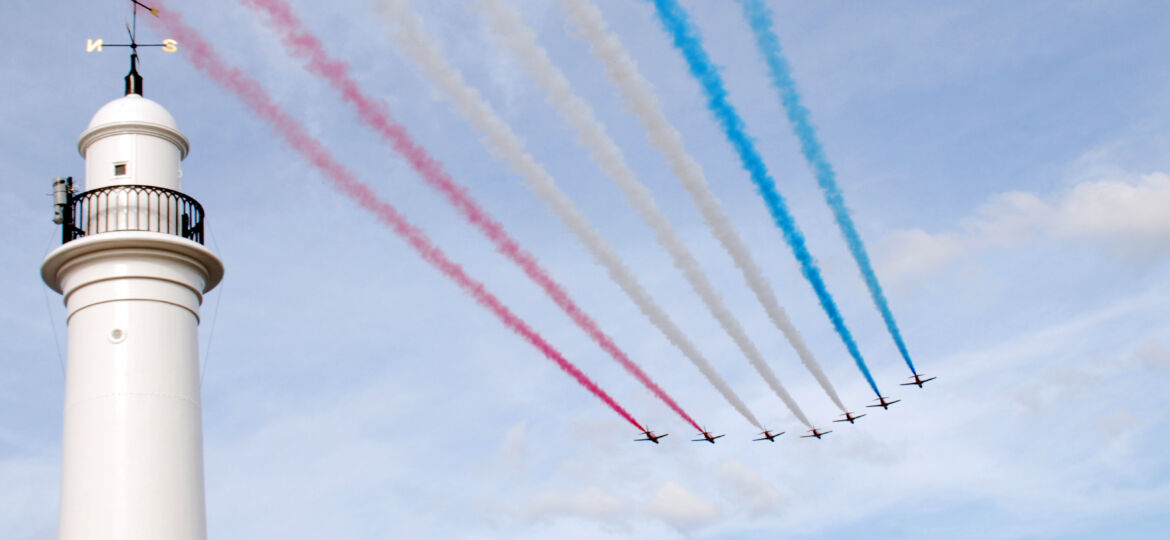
[239,0,702,432]
[151,3,644,432]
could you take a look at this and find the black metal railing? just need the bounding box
[57,182,204,245]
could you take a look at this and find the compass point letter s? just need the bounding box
[162,39,178,53]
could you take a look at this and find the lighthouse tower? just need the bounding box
[41,59,222,539]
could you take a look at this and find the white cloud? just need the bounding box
[1054,173,1170,254]
[966,190,1052,247]
[525,486,628,523]
[645,481,721,529]
[877,172,1170,281]
[717,460,783,516]
[875,229,966,282]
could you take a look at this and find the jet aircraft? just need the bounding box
[801,427,832,439]
[753,430,785,442]
[635,430,668,444]
[833,411,867,424]
[867,396,901,410]
[901,374,937,388]
[692,430,725,444]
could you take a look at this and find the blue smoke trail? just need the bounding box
[648,0,881,396]
[738,0,917,375]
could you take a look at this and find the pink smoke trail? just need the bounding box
[151,3,645,432]
[238,0,702,432]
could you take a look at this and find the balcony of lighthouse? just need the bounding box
[58,182,205,245]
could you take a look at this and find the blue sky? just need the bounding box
[4,0,1170,537]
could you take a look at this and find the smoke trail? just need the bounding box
[561,0,848,413]
[648,0,882,397]
[150,2,645,431]
[478,0,811,427]
[239,0,699,431]
[375,0,758,430]
[739,0,917,375]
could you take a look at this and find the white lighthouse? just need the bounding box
[40,60,223,539]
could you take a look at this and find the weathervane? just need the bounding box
[86,0,178,96]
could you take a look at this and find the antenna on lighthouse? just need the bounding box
[85,0,177,96]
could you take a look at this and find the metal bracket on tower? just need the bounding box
[52,177,85,244]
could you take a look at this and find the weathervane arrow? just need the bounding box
[85,0,177,95]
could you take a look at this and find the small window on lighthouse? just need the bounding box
[114,163,127,176]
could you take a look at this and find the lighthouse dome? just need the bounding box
[78,93,190,160]
[86,93,179,132]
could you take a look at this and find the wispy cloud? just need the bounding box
[646,480,722,529]
[878,171,1170,283]
[526,485,629,523]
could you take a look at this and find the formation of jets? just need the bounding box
[633,374,934,444]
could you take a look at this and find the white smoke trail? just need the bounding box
[376,0,762,430]
[475,0,812,427]
[560,0,848,413]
